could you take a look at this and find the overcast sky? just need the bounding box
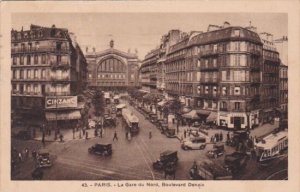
[12,13,287,59]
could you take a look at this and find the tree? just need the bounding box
[92,89,104,117]
[168,99,181,114]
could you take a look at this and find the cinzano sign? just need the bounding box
[46,96,78,109]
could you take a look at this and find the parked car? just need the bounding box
[226,130,249,147]
[192,121,201,128]
[36,149,52,168]
[88,143,112,156]
[224,152,250,173]
[181,137,206,150]
[88,120,96,129]
[207,143,225,159]
[165,129,176,138]
[189,160,232,180]
[153,150,178,170]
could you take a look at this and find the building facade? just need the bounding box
[140,22,282,129]
[85,40,140,91]
[259,32,280,123]
[11,24,88,129]
[279,64,288,118]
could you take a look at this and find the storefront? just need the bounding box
[45,110,81,129]
[44,96,82,130]
[218,112,247,129]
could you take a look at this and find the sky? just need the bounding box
[12,13,287,59]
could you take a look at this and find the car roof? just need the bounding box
[95,143,112,146]
[38,149,50,154]
[190,137,206,141]
[161,150,177,156]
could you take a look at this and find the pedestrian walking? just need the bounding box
[184,129,187,138]
[215,133,219,142]
[33,128,36,138]
[149,131,152,139]
[42,134,45,146]
[86,132,89,140]
[25,148,29,160]
[59,134,64,142]
[220,132,223,141]
[113,131,118,141]
[213,136,217,143]
[18,152,23,162]
[100,128,103,138]
[32,150,37,160]
[227,132,230,141]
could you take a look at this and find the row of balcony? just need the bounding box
[186,48,262,58]
[11,91,70,97]
[12,77,71,82]
[11,47,70,54]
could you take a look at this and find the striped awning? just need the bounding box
[196,109,211,116]
[206,112,217,122]
[45,110,81,121]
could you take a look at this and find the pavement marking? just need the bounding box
[57,161,117,179]
[59,154,148,173]
[138,137,157,162]
[266,169,288,180]
[57,157,154,180]
[134,140,155,180]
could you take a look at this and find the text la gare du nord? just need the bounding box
[82,182,204,188]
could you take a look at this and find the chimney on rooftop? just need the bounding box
[223,21,230,28]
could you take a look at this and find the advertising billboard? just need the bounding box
[45,96,78,109]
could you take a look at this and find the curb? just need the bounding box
[32,136,100,143]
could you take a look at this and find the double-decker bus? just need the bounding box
[254,129,288,165]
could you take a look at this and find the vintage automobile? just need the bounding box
[181,137,207,150]
[103,115,116,127]
[189,160,232,180]
[31,167,44,180]
[224,152,249,173]
[192,121,201,128]
[153,150,178,170]
[207,144,225,159]
[165,128,176,138]
[149,113,157,123]
[116,104,126,116]
[88,119,96,129]
[36,149,52,168]
[88,143,112,156]
[226,130,249,147]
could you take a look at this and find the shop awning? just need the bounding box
[116,104,126,109]
[157,100,167,107]
[206,112,217,122]
[263,108,274,113]
[45,110,81,121]
[182,110,200,120]
[196,109,211,116]
[180,106,192,114]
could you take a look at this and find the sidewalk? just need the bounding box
[12,125,107,143]
[168,121,278,143]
